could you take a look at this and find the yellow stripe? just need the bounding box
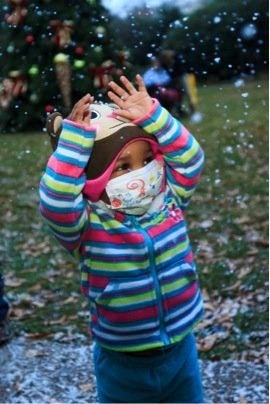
[144,108,169,134]
[61,130,84,145]
[44,175,82,194]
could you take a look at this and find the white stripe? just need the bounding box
[40,190,75,208]
[87,245,147,256]
[51,230,79,242]
[104,278,153,292]
[158,119,179,144]
[94,326,160,342]
[154,226,186,250]
[97,319,159,333]
[158,262,193,281]
[58,147,89,163]
[167,302,203,333]
[166,291,202,324]
[175,153,204,175]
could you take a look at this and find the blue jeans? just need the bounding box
[0,274,9,322]
[93,333,204,403]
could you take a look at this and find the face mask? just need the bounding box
[105,159,164,215]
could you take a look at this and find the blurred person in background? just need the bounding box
[159,49,203,123]
[142,56,181,114]
[0,274,11,345]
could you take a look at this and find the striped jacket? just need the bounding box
[39,100,205,352]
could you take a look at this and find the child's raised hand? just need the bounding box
[107,75,153,121]
[67,93,94,126]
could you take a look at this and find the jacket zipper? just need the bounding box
[130,217,170,345]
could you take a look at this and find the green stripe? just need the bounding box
[85,259,148,272]
[162,275,197,295]
[100,341,163,352]
[156,239,188,265]
[98,290,155,306]
[44,176,82,194]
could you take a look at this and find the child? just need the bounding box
[39,74,205,403]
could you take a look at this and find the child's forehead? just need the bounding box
[119,140,153,157]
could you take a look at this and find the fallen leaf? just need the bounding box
[25,332,53,340]
[222,280,242,292]
[5,277,25,287]
[25,349,48,358]
[79,383,93,392]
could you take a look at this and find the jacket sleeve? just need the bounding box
[134,99,205,209]
[39,119,96,254]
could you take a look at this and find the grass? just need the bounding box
[0,75,268,361]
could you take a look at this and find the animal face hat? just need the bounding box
[48,103,158,201]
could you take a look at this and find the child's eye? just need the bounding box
[143,155,154,165]
[116,163,130,172]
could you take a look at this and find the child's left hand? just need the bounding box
[67,93,93,126]
[107,75,153,121]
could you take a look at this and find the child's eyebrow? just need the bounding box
[116,154,130,163]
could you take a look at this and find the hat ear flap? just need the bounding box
[46,112,63,151]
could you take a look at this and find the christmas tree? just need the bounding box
[0,0,119,133]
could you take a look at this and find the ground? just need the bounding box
[0,337,268,403]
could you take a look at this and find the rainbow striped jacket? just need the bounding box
[39,100,205,352]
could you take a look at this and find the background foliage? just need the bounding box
[0,0,268,132]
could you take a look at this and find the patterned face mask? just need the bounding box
[105,159,165,215]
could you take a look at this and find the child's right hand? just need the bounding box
[66,93,93,126]
[107,75,153,121]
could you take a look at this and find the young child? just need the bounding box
[39,74,205,403]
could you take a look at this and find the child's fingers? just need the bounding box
[135,74,147,92]
[107,90,121,105]
[119,76,136,94]
[108,81,128,100]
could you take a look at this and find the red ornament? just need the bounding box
[25,34,34,44]
[75,46,84,56]
[45,105,54,113]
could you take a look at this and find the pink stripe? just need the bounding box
[89,275,109,288]
[170,170,201,187]
[166,282,198,309]
[86,229,145,244]
[49,155,84,177]
[61,240,79,251]
[64,119,96,132]
[160,126,190,153]
[185,251,194,264]
[148,219,174,238]
[99,304,158,323]
[40,205,81,223]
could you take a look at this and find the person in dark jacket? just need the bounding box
[0,274,11,344]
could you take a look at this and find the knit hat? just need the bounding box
[47,103,158,201]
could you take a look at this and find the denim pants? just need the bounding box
[93,333,204,403]
[0,275,9,322]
